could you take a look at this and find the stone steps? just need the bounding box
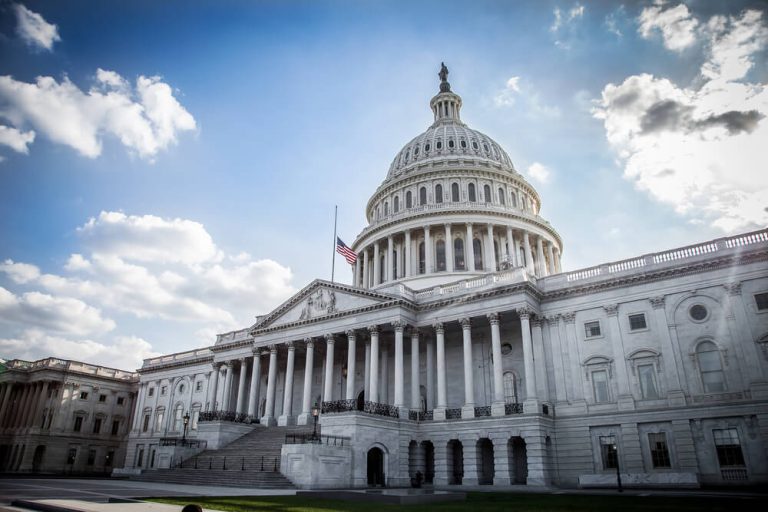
[132,468,295,488]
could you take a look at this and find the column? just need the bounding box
[562,312,585,403]
[491,433,512,485]
[364,338,371,401]
[404,230,412,277]
[373,242,380,286]
[323,334,335,402]
[506,226,516,267]
[368,326,380,403]
[532,318,550,399]
[461,436,479,485]
[22,382,41,428]
[604,304,634,410]
[426,335,435,410]
[547,316,568,403]
[518,307,539,412]
[362,248,369,288]
[298,338,315,425]
[466,223,475,271]
[523,231,534,274]
[554,248,562,273]
[411,328,421,409]
[547,242,557,275]
[424,226,432,274]
[33,381,50,428]
[433,322,448,419]
[0,383,12,427]
[247,351,262,418]
[261,345,278,425]
[445,224,454,272]
[235,358,248,414]
[221,362,233,411]
[460,318,475,418]
[207,364,220,411]
[489,313,505,416]
[514,235,522,268]
[487,224,497,271]
[279,342,296,425]
[536,237,547,277]
[346,330,357,399]
[393,321,405,409]
[386,236,394,282]
[354,255,362,287]
[13,384,30,428]
[380,346,389,404]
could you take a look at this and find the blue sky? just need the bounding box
[0,0,766,369]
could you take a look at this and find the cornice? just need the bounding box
[139,355,214,374]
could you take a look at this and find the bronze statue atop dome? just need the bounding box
[439,62,451,92]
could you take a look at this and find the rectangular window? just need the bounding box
[584,321,601,338]
[117,396,125,405]
[148,387,154,397]
[142,414,150,432]
[67,448,77,464]
[599,435,618,469]
[592,370,610,403]
[195,381,203,392]
[73,416,83,432]
[713,428,746,467]
[98,394,107,403]
[161,386,167,395]
[93,417,102,434]
[79,391,89,400]
[638,364,660,399]
[649,432,671,468]
[628,313,647,331]
[699,350,725,393]
[155,411,164,431]
[191,410,199,430]
[111,419,120,435]
[105,450,114,467]
[136,447,144,468]
[755,292,768,311]
[87,449,96,465]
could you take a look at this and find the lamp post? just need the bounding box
[612,441,623,492]
[182,412,190,444]
[311,402,320,442]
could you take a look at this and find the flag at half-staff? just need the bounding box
[336,237,357,265]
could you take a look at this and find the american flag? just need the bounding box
[336,237,357,265]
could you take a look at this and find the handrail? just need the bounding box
[284,433,350,447]
[174,454,280,472]
[198,410,259,424]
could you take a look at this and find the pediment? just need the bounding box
[253,280,402,331]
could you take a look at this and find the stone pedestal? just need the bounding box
[491,401,506,417]
[433,408,446,421]
[278,414,295,426]
[461,441,479,485]
[296,412,311,426]
[461,405,475,419]
[617,394,636,411]
[667,390,687,407]
[523,398,539,414]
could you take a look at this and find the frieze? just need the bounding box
[299,288,337,321]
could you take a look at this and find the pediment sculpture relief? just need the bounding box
[299,288,337,321]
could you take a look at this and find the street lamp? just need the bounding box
[182,412,190,444]
[311,402,320,442]
[612,441,623,493]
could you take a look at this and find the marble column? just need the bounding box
[298,338,315,425]
[393,321,405,409]
[426,336,435,410]
[364,339,371,401]
[489,313,505,416]
[221,362,233,411]
[547,242,557,275]
[518,308,539,413]
[466,223,476,271]
[0,383,12,427]
[531,319,550,400]
[605,304,634,410]
[523,232,534,275]
[323,334,335,402]
[235,358,248,414]
[487,224,497,271]
[411,328,421,409]
[424,226,432,274]
[380,347,389,404]
[404,230,412,277]
[346,330,357,399]
[131,383,145,431]
[362,248,369,288]
[354,256,362,287]
[247,351,262,417]
[460,318,475,418]
[434,322,447,419]
[387,235,394,282]
[554,248,562,273]
[261,345,278,425]
[445,224,454,272]
[373,242,381,286]
[368,326,380,403]
[506,226,516,267]
[536,237,547,277]
[207,364,220,411]
[279,342,296,425]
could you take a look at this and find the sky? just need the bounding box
[0,0,766,370]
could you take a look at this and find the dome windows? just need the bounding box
[448,139,455,149]
[498,188,506,205]
[435,184,443,204]
[424,143,431,152]
[510,193,517,208]
[405,150,410,162]
[460,139,467,149]
[483,143,490,153]
[406,191,412,209]
[394,196,399,213]
[436,140,443,150]
[419,187,427,206]
[472,141,479,150]
[384,202,389,216]
[483,184,491,203]
[468,183,477,202]
[414,146,419,156]
[451,182,460,202]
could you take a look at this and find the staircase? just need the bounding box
[132,424,314,489]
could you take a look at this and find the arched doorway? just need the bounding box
[477,438,494,485]
[32,445,45,473]
[367,447,385,487]
[357,390,365,411]
[510,437,528,484]
[422,441,435,484]
[448,440,463,485]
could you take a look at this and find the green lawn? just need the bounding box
[149,492,768,512]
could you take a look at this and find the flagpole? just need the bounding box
[331,205,338,283]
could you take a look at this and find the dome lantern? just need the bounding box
[430,62,463,125]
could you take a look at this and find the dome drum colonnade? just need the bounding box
[351,66,562,290]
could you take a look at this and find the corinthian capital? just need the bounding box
[603,304,619,317]
[649,296,666,309]
[433,322,444,334]
[487,312,500,325]
[459,317,471,329]
[516,306,534,320]
[391,320,406,332]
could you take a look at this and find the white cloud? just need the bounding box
[594,9,768,233]
[0,286,115,336]
[14,4,60,51]
[493,77,560,119]
[551,3,584,33]
[0,259,40,283]
[0,69,196,160]
[0,124,35,154]
[493,76,521,107]
[526,162,552,184]
[638,1,699,51]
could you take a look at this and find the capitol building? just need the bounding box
[2,65,767,489]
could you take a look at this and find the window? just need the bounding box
[379,253,385,282]
[473,238,483,270]
[173,404,184,432]
[629,313,647,331]
[111,419,120,435]
[483,184,491,203]
[99,394,107,402]
[196,381,203,392]
[136,447,144,468]
[599,435,618,469]
[472,140,479,150]
[394,196,399,213]
[392,250,398,280]
[689,304,708,321]
[436,240,446,272]
[142,414,150,433]
[713,428,745,467]
[86,449,96,465]
[383,202,388,215]
[697,341,725,392]
[105,450,114,467]
[448,139,454,148]
[460,139,467,148]
[424,143,430,152]
[648,432,671,468]
[451,183,460,202]
[503,372,518,403]
[418,242,425,274]
[67,448,77,465]
[454,238,465,270]
[584,321,602,338]
[638,364,660,399]
[592,370,610,403]
[419,187,427,205]
[468,183,476,202]
[498,188,505,205]
[79,391,89,400]
[414,145,419,156]
[73,416,83,432]
[191,407,200,430]
[148,387,154,397]
[155,409,164,431]
[161,386,167,395]
[406,191,412,208]
[93,417,102,434]
[435,184,443,203]
[436,140,442,150]
[116,396,125,406]
[510,193,517,208]
[755,292,768,311]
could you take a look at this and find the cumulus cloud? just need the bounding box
[14,4,60,51]
[0,69,196,160]
[551,3,585,49]
[0,124,35,154]
[638,1,699,51]
[493,77,560,119]
[493,76,521,107]
[526,162,552,184]
[594,8,768,232]
[0,259,41,283]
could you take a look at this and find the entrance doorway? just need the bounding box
[357,390,365,411]
[478,438,494,485]
[367,447,385,486]
[448,440,463,485]
[422,441,435,484]
[510,437,528,484]
[32,445,45,472]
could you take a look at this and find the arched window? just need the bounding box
[419,187,427,205]
[394,196,399,213]
[451,183,460,202]
[510,193,517,208]
[503,372,518,404]
[436,140,443,150]
[468,183,476,202]
[435,184,443,203]
[418,242,426,274]
[406,191,412,209]
[448,139,455,149]
[384,202,389,215]
[460,139,467,149]
[473,238,483,270]
[498,188,505,205]
[173,404,183,432]
[436,240,446,271]
[697,341,725,392]
[483,184,491,203]
[454,238,465,270]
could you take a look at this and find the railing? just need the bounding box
[445,408,462,420]
[5,358,138,380]
[160,437,202,448]
[721,468,748,481]
[505,402,524,415]
[474,406,491,417]
[363,401,399,418]
[198,410,258,424]
[284,433,350,447]
[143,348,213,367]
[412,267,532,300]
[321,399,356,414]
[175,455,280,472]
[320,400,399,418]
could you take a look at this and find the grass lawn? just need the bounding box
[149,492,768,512]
